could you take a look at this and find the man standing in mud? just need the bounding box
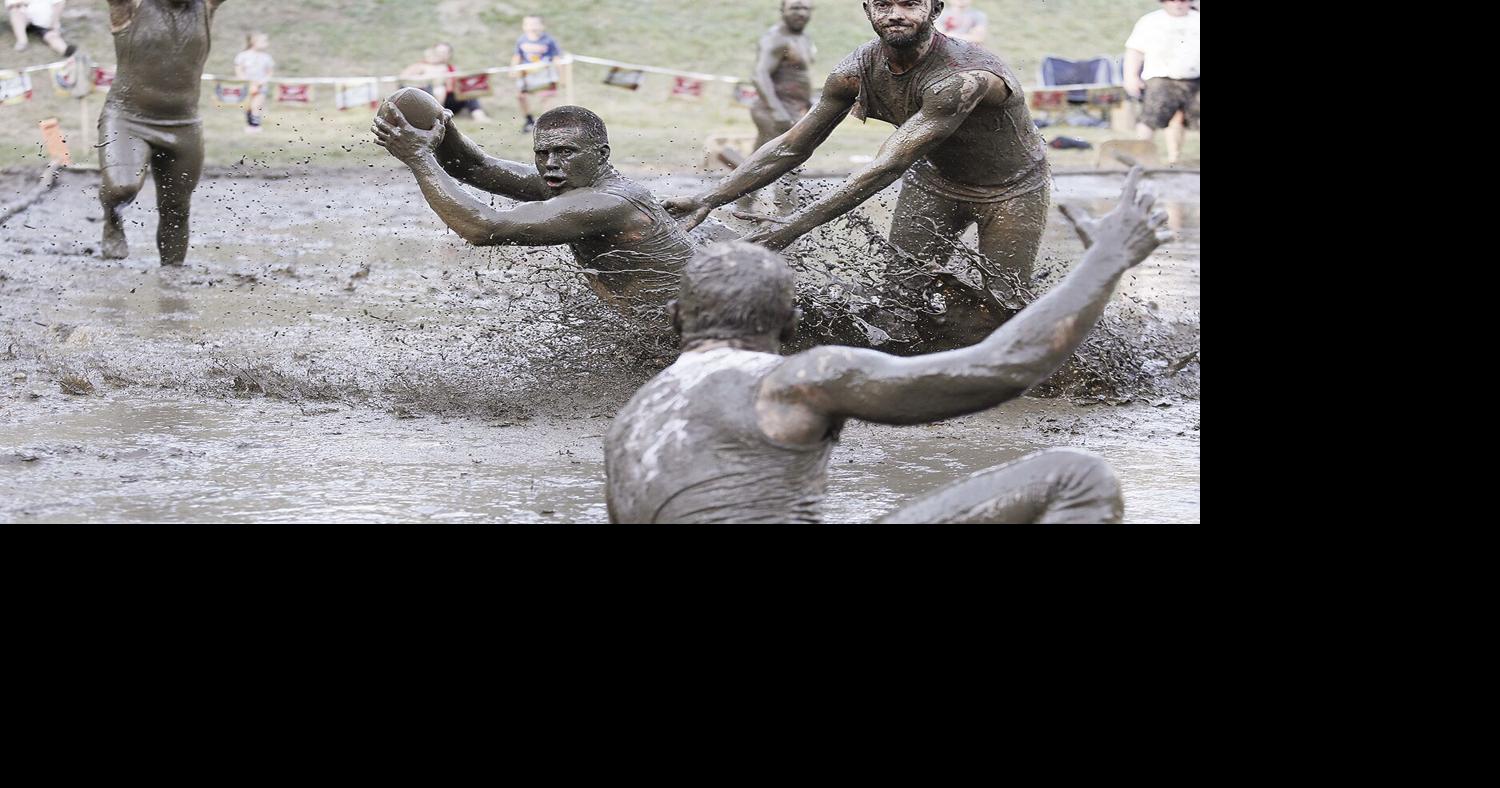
[607,168,1170,525]
[747,0,815,214]
[99,0,228,265]
[667,0,1050,349]
[372,103,695,317]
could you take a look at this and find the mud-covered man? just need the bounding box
[373,104,695,315]
[99,0,228,265]
[667,0,1049,349]
[747,0,815,213]
[607,168,1170,525]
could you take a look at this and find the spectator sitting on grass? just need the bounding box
[433,42,491,123]
[8,0,75,55]
[400,47,451,105]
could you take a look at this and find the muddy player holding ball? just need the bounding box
[373,88,696,316]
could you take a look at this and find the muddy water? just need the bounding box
[2,167,1198,523]
[1,391,1197,523]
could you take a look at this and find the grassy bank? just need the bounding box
[1,1,1197,172]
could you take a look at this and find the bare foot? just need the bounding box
[101,222,128,259]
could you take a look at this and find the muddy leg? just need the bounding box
[973,183,1049,306]
[148,125,204,266]
[887,176,1002,351]
[877,448,1124,524]
[97,115,152,260]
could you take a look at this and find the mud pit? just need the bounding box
[1,166,1199,523]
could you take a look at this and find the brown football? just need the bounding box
[384,87,444,130]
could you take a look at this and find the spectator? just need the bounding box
[1124,0,1199,165]
[511,15,564,134]
[8,0,75,55]
[400,47,451,104]
[935,0,986,46]
[233,31,274,134]
[432,42,491,123]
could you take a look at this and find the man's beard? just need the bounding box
[879,20,933,49]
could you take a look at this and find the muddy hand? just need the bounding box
[372,107,450,163]
[1094,166,1173,268]
[663,195,713,231]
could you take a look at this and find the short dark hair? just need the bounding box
[678,242,797,341]
[535,106,610,145]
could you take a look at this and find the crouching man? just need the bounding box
[605,168,1170,524]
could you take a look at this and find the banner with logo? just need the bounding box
[453,73,491,101]
[215,80,249,105]
[732,81,759,107]
[670,76,704,101]
[0,70,34,106]
[518,65,558,94]
[334,79,381,110]
[603,66,645,91]
[276,83,314,105]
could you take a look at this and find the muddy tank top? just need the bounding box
[107,0,212,122]
[606,348,835,524]
[836,32,1048,200]
[568,172,696,310]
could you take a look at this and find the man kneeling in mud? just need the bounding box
[605,168,1170,524]
[373,104,694,316]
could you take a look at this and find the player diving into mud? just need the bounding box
[372,99,696,315]
[667,0,1051,350]
[605,168,1170,524]
[99,0,229,265]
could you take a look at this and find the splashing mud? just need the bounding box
[2,166,1198,522]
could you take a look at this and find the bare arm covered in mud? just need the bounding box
[430,113,549,201]
[107,0,136,32]
[373,111,635,247]
[755,168,1172,443]
[664,69,860,229]
[744,70,1002,250]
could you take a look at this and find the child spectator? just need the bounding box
[233,31,274,134]
[8,0,75,55]
[511,15,563,134]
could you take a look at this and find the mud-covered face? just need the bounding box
[782,0,813,32]
[533,125,608,193]
[864,0,940,47]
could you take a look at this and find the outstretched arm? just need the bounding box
[758,168,1172,442]
[663,69,858,229]
[376,102,547,201]
[373,111,633,246]
[431,113,549,201]
[745,70,998,250]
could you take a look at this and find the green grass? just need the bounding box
[1,0,1196,171]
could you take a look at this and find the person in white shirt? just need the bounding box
[8,0,74,55]
[233,31,274,133]
[1124,0,1199,165]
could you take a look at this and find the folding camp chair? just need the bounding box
[1037,55,1118,126]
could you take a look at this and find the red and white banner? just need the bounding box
[214,80,249,105]
[0,70,34,106]
[670,76,704,101]
[276,83,314,105]
[93,66,115,92]
[334,79,381,111]
[453,73,491,100]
